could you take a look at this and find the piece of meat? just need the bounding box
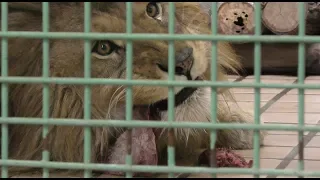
[105,128,158,177]
[199,148,253,168]
[216,148,253,168]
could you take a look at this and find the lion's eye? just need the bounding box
[92,40,117,56]
[146,2,162,19]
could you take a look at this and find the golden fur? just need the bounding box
[2,2,265,175]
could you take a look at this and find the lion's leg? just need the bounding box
[205,66,266,149]
[215,94,266,150]
[155,129,209,165]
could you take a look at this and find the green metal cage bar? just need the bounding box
[167,2,176,178]
[83,2,92,178]
[1,2,8,178]
[2,76,320,89]
[210,2,218,178]
[41,2,50,178]
[1,31,320,43]
[125,2,133,178]
[0,2,317,178]
[297,2,306,178]
[0,117,319,131]
[253,2,262,178]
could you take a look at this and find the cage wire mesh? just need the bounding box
[0,1,317,178]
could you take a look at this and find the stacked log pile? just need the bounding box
[200,2,320,76]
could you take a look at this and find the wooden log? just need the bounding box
[261,2,308,35]
[200,2,269,36]
[201,2,320,35]
[306,2,320,35]
[217,2,256,35]
[229,42,320,76]
[234,43,307,69]
[306,43,320,74]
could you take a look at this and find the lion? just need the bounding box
[2,2,265,175]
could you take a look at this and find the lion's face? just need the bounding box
[83,3,211,115]
[89,2,217,120]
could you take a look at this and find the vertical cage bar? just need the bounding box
[125,2,133,178]
[297,2,306,178]
[1,2,8,178]
[167,2,176,178]
[253,2,262,178]
[210,2,218,178]
[83,2,92,178]
[41,2,50,178]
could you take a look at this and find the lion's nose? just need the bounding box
[157,47,194,79]
[175,47,194,76]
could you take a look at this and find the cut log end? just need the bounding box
[217,2,255,35]
[262,2,306,35]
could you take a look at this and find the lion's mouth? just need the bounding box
[133,77,202,121]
